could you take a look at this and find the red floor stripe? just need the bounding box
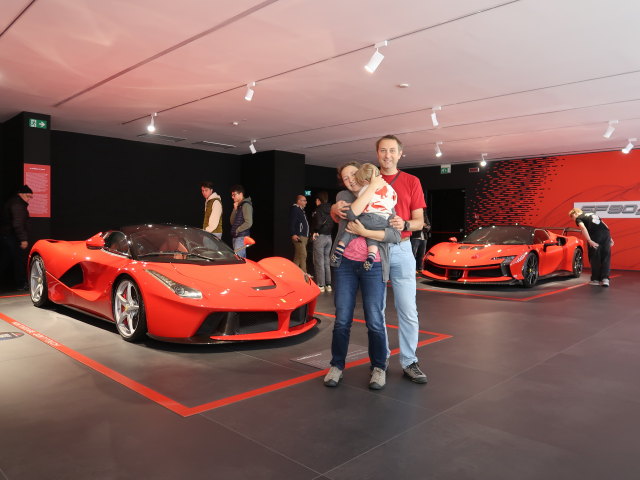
[0,309,451,417]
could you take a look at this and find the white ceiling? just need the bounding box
[2,0,640,168]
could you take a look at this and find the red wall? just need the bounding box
[466,150,640,270]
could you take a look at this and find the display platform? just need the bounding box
[416,272,620,301]
[0,294,450,416]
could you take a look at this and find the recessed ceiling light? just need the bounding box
[398,83,410,88]
[231,121,239,126]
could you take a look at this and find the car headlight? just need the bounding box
[491,255,516,263]
[146,269,202,299]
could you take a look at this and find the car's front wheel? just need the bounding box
[571,248,583,278]
[113,278,147,342]
[29,255,50,307]
[521,253,539,288]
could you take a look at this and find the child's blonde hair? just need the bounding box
[355,163,380,186]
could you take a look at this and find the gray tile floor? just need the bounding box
[1,271,639,479]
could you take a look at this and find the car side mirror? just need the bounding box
[542,239,558,250]
[448,237,458,242]
[244,236,256,246]
[86,234,105,249]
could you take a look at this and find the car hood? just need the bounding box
[428,243,527,265]
[150,261,295,297]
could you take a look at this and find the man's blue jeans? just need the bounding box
[387,240,420,368]
[331,258,388,370]
[232,236,247,258]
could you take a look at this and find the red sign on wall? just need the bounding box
[23,163,51,218]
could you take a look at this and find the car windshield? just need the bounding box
[118,224,243,264]
[461,226,534,245]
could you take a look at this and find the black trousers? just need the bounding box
[587,233,611,281]
[0,235,28,289]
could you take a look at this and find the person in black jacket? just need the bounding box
[289,195,309,272]
[0,185,33,291]
[311,191,335,292]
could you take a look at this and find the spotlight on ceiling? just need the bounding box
[431,106,442,127]
[364,40,388,73]
[245,82,256,101]
[146,112,157,133]
[435,141,443,158]
[621,138,636,154]
[480,153,488,167]
[603,120,618,139]
[249,139,257,154]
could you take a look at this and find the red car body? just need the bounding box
[28,224,319,343]
[421,225,584,287]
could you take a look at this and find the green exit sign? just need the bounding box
[440,164,451,174]
[28,118,48,129]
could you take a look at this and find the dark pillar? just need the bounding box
[1,112,51,242]
[241,150,306,261]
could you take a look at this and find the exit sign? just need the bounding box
[28,118,48,129]
[440,164,451,174]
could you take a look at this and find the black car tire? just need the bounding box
[521,253,539,288]
[113,277,148,342]
[29,254,51,308]
[571,248,583,278]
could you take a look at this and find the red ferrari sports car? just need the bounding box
[28,224,319,343]
[421,225,584,287]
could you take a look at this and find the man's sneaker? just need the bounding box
[601,278,610,287]
[318,285,325,292]
[369,367,386,390]
[323,366,343,387]
[325,285,332,292]
[589,280,600,286]
[403,362,428,384]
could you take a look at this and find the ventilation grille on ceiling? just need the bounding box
[192,140,236,149]
[138,133,186,143]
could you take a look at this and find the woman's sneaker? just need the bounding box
[325,285,332,292]
[601,279,610,287]
[403,362,428,384]
[323,366,343,387]
[318,285,325,292]
[369,367,386,390]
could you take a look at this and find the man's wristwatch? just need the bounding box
[403,220,411,232]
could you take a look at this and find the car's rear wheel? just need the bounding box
[571,248,583,278]
[521,253,539,288]
[113,278,147,342]
[29,255,50,307]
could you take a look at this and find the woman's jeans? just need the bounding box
[331,258,388,370]
[312,234,332,287]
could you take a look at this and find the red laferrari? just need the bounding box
[421,225,584,288]
[28,224,319,343]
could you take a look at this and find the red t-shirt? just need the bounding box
[381,171,427,239]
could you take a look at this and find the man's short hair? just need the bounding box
[201,181,214,189]
[17,185,33,194]
[376,134,403,152]
[230,184,245,195]
[568,207,583,216]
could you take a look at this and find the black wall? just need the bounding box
[51,131,241,242]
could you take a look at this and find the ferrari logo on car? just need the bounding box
[280,298,287,303]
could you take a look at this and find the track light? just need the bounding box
[147,112,157,133]
[249,139,256,154]
[621,138,636,154]
[244,82,256,101]
[603,120,618,139]
[435,141,443,158]
[364,40,388,73]
[480,153,488,167]
[431,106,441,127]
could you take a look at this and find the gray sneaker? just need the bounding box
[403,362,428,384]
[324,366,343,387]
[369,367,386,390]
[601,278,610,287]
